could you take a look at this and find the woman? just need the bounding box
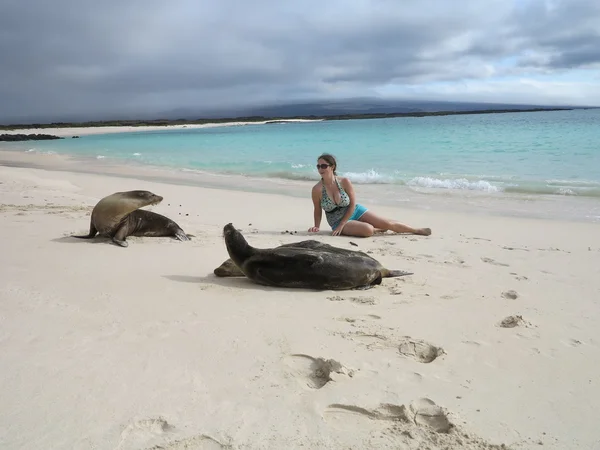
[308,153,432,237]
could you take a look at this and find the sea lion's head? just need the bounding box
[223,223,243,245]
[223,223,254,266]
[119,190,163,208]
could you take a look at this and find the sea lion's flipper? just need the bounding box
[383,270,414,278]
[112,238,129,247]
[354,285,376,290]
[174,229,191,241]
[73,222,98,239]
[214,259,245,277]
[112,223,130,247]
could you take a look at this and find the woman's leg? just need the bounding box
[358,211,431,236]
[339,220,375,237]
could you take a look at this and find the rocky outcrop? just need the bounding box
[0,133,63,141]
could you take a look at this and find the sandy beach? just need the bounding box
[0,119,323,138]
[1,135,599,449]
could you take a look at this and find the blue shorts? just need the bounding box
[331,204,368,230]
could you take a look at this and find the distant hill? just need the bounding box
[163,97,590,120]
[1,97,595,126]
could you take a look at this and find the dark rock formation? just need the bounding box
[0,133,63,141]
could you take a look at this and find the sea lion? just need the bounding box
[73,190,191,247]
[220,223,412,290]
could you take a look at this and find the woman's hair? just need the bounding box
[317,153,337,175]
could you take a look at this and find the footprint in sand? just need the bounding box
[350,296,376,305]
[116,417,174,449]
[398,337,445,363]
[323,403,409,431]
[465,236,491,242]
[323,398,451,433]
[502,246,529,252]
[501,290,519,300]
[462,340,483,346]
[510,272,529,281]
[481,257,509,267]
[343,331,391,349]
[146,434,230,450]
[388,286,403,295]
[336,314,381,323]
[284,354,354,389]
[327,295,377,305]
[497,315,528,328]
[322,399,504,447]
[443,257,468,267]
[561,338,583,347]
[408,398,452,433]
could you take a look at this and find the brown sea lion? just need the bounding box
[220,223,412,290]
[73,190,191,247]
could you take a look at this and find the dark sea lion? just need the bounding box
[214,240,333,277]
[221,223,412,290]
[73,190,191,247]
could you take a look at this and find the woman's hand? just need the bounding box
[308,226,320,233]
[331,223,346,236]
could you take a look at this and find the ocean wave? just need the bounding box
[407,177,500,192]
[25,148,57,155]
[545,179,600,187]
[555,188,577,195]
[343,170,395,184]
[133,152,142,156]
[266,171,319,182]
[96,155,105,159]
[504,185,600,198]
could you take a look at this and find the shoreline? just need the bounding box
[1,148,599,225]
[0,119,324,138]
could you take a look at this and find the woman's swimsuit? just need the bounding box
[320,178,368,230]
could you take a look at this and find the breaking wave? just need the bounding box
[407,177,500,192]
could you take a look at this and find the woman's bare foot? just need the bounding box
[416,228,432,236]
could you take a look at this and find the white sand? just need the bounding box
[1,150,599,449]
[0,119,323,138]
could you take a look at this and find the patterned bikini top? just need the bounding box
[321,178,350,212]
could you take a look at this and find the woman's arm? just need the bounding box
[308,184,322,232]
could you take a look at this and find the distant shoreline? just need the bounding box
[0,119,323,138]
[0,107,584,131]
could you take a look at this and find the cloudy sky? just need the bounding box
[1,0,599,122]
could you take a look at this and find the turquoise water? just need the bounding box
[6,109,600,198]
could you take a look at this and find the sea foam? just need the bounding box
[344,170,393,184]
[407,177,500,192]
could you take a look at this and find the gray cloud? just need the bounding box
[1,0,599,122]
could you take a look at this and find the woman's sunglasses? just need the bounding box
[316,164,330,169]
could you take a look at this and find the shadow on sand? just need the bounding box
[162,274,327,293]
[51,235,114,245]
